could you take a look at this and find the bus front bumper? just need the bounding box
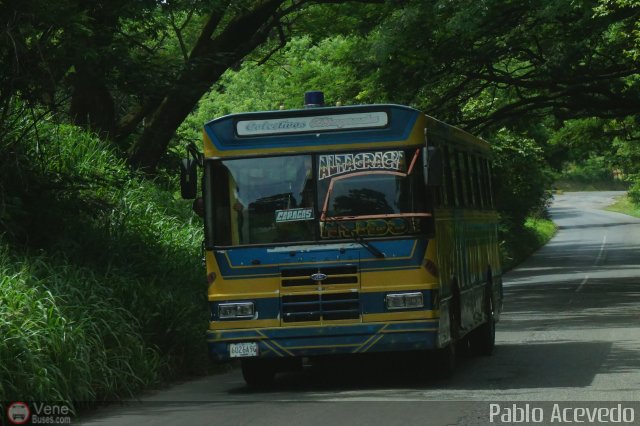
[206,320,439,362]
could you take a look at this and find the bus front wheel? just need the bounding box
[434,341,456,378]
[471,297,495,356]
[241,359,277,387]
[434,308,457,378]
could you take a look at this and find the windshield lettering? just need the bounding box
[209,149,431,247]
[321,218,420,238]
[319,151,405,180]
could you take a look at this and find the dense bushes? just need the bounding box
[0,112,208,404]
[629,179,640,205]
[490,129,553,229]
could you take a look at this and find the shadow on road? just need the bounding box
[501,276,640,332]
[225,338,630,394]
[506,242,640,281]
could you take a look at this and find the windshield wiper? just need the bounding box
[323,217,385,259]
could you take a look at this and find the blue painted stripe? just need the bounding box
[209,320,435,340]
[214,239,427,278]
[207,320,439,360]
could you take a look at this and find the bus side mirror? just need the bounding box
[180,158,198,199]
[423,146,443,186]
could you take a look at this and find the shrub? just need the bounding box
[490,128,553,229]
[0,114,209,406]
[629,177,640,205]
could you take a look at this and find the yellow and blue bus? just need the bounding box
[181,91,502,385]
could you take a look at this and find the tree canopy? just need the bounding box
[0,0,385,170]
[1,0,638,185]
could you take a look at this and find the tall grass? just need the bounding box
[0,250,161,402]
[500,217,557,271]
[606,194,640,218]
[0,117,209,405]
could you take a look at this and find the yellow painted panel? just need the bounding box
[209,319,279,330]
[209,292,278,301]
[361,268,430,288]
[361,283,439,293]
[362,311,439,322]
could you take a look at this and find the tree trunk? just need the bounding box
[69,66,116,138]
[128,0,284,171]
[127,64,225,171]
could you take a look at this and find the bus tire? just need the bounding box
[450,278,461,339]
[472,294,495,356]
[241,359,276,387]
[434,309,457,378]
[435,342,456,378]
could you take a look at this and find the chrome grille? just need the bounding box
[280,265,360,323]
[281,293,360,322]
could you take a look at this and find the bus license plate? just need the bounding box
[229,342,258,358]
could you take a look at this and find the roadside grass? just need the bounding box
[605,194,640,218]
[0,250,161,402]
[554,179,629,192]
[500,217,557,271]
[0,121,209,406]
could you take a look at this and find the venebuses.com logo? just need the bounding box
[4,401,72,425]
[6,402,30,425]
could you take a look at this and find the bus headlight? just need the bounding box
[385,292,424,310]
[218,302,255,319]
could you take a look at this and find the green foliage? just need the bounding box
[500,218,557,271]
[178,35,369,141]
[0,249,161,402]
[0,111,208,405]
[345,0,640,131]
[595,0,640,60]
[608,116,640,202]
[629,180,640,205]
[547,119,614,167]
[490,129,553,228]
[554,156,628,191]
[606,193,640,216]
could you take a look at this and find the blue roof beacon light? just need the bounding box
[304,91,325,108]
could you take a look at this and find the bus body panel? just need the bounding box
[207,320,439,361]
[199,103,501,365]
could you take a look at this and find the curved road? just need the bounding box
[83,192,640,425]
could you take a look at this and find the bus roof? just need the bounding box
[202,103,489,158]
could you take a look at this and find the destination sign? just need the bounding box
[319,150,405,180]
[236,112,388,136]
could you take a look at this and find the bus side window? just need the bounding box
[482,159,495,208]
[470,154,482,208]
[487,160,495,208]
[480,158,488,210]
[441,145,453,207]
[464,153,477,207]
[456,151,469,207]
[445,146,460,207]
[474,156,486,209]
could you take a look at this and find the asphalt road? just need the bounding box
[81,191,640,425]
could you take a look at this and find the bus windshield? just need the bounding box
[210,149,430,246]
